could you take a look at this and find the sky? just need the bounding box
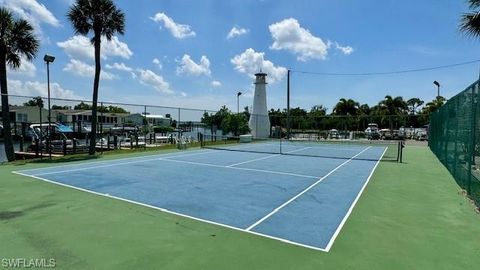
[2,0,480,115]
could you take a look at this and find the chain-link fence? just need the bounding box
[201,113,425,162]
[1,93,427,163]
[429,80,480,207]
[0,94,216,159]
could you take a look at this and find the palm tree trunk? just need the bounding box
[89,34,101,155]
[0,50,15,161]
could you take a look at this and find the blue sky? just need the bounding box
[3,0,480,114]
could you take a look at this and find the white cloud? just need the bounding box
[334,42,354,55]
[227,26,249,39]
[136,69,173,94]
[211,80,222,88]
[9,57,36,77]
[63,59,118,80]
[150,12,195,39]
[269,18,330,61]
[231,48,287,83]
[105,62,133,72]
[180,92,187,97]
[8,79,82,100]
[176,54,211,76]
[1,0,61,35]
[57,35,133,61]
[152,58,162,69]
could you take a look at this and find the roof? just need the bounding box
[125,113,169,119]
[145,114,167,119]
[54,110,129,117]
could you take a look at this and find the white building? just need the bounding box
[125,113,171,127]
[249,72,270,138]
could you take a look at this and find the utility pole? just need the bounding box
[287,69,291,139]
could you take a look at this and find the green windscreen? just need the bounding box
[429,80,480,207]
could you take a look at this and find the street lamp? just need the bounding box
[433,80,440,98]
[44,54,55,159]
[237,91,242,114]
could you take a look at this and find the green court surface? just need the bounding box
[0,145,479,269]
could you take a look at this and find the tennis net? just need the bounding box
[200,134,402,162]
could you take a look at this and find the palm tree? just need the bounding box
[0,8,39,162]
[422,96,446,114]
[333,98,359,115]
[379,95,408,130]
[406,98,424,115]
[67,0,125,155]
[460,0,480,38]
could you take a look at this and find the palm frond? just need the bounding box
[469,0,480,9]
[67,0,94,35]
[0,8,14,41]
[460,11,480,38]
[0,8,39,70]
[68,0,125,42]
[6,53,20,69]
[11,19,39,61]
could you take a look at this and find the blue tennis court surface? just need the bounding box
[14,143,387,251]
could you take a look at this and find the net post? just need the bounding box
[397,141,400,162]
[400,141,404,163]
[279,135,282,154]
[199,133,204,148]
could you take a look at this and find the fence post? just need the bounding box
[39,105,43,159]
[100,102,104,154]
[34,138,39,157]
[63,139,67,156]
[144,105,147,150]
[468,83,478,195]
[18,135,23,152]
[453,97,459,178]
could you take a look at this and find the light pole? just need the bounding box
[433,80,440,98]
[237,91,242,114]
[44,54,55,159]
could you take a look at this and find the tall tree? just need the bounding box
[380,95,408,115]
[333,98,359,115]
[23,96,44,108]
[359,104,371,115]
[0,8,39,161]
[310,105,327,117]
[460,0,480,38]
[379,95,408,130]
[422,96,446,114]
[67,0,125,155]
[407,98,424,115]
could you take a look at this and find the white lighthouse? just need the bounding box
[249,72,270,138]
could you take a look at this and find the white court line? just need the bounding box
[28,150,219,176]
[157,157,318,179]
[11,170,327,252]
[11,145,386,252]
[324,147,387,252]
[225,146,312,167]
[245,146,372,231]
[17,149,214,173]
[225,154,279,167]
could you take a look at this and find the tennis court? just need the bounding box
[12,140,393,251]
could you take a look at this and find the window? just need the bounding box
[17,113,28,122]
